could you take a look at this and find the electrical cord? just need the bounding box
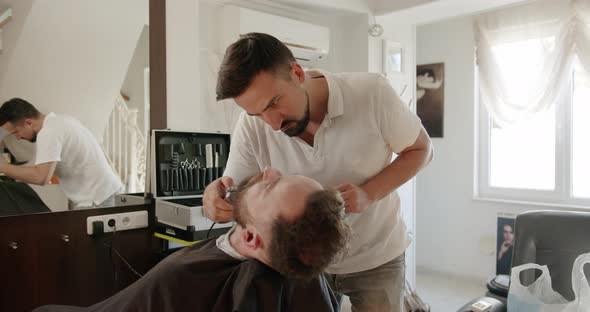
[109,225,117,281]
[103,224,143,281]
[111,247,143,279]
[206,222,217,239]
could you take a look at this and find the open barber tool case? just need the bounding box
[150,130,233,241]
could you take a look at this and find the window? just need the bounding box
[474,0,590,207]
[478,51,590,207]
[489,107,555,191]
[572,63,590,199]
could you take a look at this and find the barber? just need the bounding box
[0,98,123,208]
[203,33,433,312]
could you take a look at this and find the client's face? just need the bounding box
[230,168,323,241]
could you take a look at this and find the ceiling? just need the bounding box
[365,0,438,15]
[0,0,532,24]
[379,0,530,25]
[271,0,530,22]
[269,0,439,16]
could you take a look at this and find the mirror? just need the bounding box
[0,0,151,215]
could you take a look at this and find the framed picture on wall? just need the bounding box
[416,63,444,137]
[382,40,403,76]
[496,215,515,275]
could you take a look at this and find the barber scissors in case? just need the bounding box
[180,158,201,170]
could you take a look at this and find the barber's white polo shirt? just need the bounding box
[225,71,422,274]
[35,113,123,207]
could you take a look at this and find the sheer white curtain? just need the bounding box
[475,0,590,127]
[575,0,590,73]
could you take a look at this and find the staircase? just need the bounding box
[101,94,146,193]
[0,8,13,53]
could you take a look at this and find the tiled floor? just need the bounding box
[416,270,486,311]
[340,271,486,312]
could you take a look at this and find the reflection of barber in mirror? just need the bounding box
[416,68,443,101]
[0,98,123,209]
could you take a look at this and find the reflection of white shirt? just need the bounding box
[225,71,422,274]
[35,113,122,207]
[216,226,247,260]
[2,135,36,164]
[0,127,9,142]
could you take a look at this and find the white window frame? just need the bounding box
[475,68,590,209]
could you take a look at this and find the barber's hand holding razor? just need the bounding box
[337,183,371,213]
[203,176,235,223]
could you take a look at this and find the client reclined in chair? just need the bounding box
[35,167,351,312]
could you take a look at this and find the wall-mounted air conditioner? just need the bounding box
[219,5,330,67]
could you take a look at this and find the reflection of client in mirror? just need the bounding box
[0,98,123,209]
[416,69,443,101]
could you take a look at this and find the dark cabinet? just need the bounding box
[35,217,88,306]
[0,218,37,312]
[0,204,160,312]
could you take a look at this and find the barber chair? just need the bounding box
[0,181,50,216]
[458,210,590,311]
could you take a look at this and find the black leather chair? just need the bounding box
[458,210,590,311]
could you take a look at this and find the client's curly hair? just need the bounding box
[269,189,351,280]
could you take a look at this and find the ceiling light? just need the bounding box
[368,23,384,37]
[368,14,383,37]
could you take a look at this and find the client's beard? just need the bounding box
[229,173,263,227]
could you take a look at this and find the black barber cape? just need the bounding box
[36,238,339,312]
[0,181,50,216]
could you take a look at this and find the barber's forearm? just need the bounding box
[361,127,433,201]
[0,163,49,185]
[361,147,433,202]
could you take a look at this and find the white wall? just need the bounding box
[121,26,150,135]
[0,0,33,86]
[196,0,360,134]
[415,16,540,282]
[370,20,416,105]
[166,0,369,134]
[0,0,147,137]
[165,0,200,132]
[164,0,419,284]
[368,18,418,285]
[197,1,238,133]
[335,12,368,73]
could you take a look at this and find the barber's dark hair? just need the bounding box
[216,32,296,101]
[270,189,351,280]
[0,98,41,126]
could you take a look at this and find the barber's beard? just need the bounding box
[280,91,310,137]
[28,132,38,143]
